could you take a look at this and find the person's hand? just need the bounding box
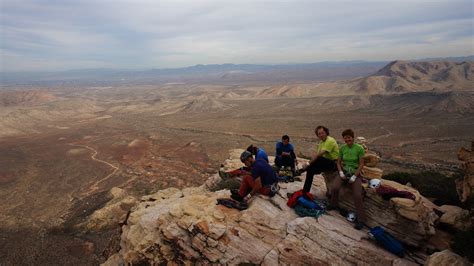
[348,175,357,183]
[339,171,346,179]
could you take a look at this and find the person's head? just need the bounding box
[315,126,329,141]
[282,135,290,145]
[246,144,257,155]
[342,129,355,146]
[240,151,254,167]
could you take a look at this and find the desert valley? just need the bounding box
[0,60,473,264]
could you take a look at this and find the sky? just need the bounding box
[1,0,473,72]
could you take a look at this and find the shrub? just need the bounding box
[382,171,460,206]
[452,227,474,262]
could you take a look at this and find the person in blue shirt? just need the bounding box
[275,135,298,176]
[231,151,279,204]
[246,144,269,163]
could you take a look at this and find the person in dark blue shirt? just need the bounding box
[246,144,269,163]
[275,135,297,176]
[231,151,279,203]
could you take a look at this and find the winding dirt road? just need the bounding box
[68,143,119,196]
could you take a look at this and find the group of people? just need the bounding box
[230,125,367,230]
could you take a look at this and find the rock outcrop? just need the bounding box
[324,139,438,247]
[425,250,471,266]
[456,141,474,206]
[103,150,418,265]
[438,205,472,231]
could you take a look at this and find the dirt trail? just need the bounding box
[68,143,119,196]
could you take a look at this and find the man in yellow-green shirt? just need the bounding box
[302,125,339,193]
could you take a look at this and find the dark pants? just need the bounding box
[275,156,295,170]
[302,157,336,193]
[330,176,367,223]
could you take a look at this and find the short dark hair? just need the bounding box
[240,151,253,162]
[246,144,256,154]
[315,126,329,135]
[282,135,290,141]
[341,129,354,138]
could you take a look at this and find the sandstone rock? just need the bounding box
[104,150,416,265]
[425,250,470,266]
[456,141,474,205]
[439,205,472,231]
[325,177,438,247]
[361,166,384,179]
[83,187,138,231]
[364,152,381,167]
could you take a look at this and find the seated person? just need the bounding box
[231,151,279,204]
[247,144,269,163]
[301,126,339,194]
[330,129,367,230]
[275,135,298,176]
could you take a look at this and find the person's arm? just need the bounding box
[244,177,262,203]
[337,157,346,179]
[276,143,283,157]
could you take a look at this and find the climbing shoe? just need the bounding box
[230,190,244,202]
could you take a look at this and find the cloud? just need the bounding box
[1,0,473,71]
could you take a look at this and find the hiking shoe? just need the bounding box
[230,192,244,202]
[354,221,365,230]
[230,189,240,196]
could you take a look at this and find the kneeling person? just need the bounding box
[231,151,279,203]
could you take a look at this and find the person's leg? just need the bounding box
[351,177,367,225]
[330,175,343,207]
[275,156,282,168]
[303,158,323,192]
[238,175,254,197]
[303,157,337,192]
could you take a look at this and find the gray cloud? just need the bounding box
[1,0,473,71]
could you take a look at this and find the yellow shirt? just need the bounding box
[316,136,339,160]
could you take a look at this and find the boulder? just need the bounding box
[439,205,472,231]
[83,187,138,231]
[361,166,384,179]
[103,150,417,265]
[425,250,470,266]
[364,152,381,167]
[456,141,474,206]
[325,176,438,247]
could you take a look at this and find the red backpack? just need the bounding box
[287,189,314,208]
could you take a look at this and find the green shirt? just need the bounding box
[316,136,339,161]
[339,143,365,174]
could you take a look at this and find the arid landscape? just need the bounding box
[1,60,473,264]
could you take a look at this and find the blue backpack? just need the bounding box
[369,226,405,257]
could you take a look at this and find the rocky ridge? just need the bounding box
[100,148,468,265]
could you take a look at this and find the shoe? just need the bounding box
[354,221,365,230]
[230,191,244,202]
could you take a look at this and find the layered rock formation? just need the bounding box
[325,139,438,247]
[456,141,474,206]
[103,150,417,265]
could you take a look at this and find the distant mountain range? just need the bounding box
[1,55,473,86]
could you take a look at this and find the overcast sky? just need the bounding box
[1,0,473,72]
